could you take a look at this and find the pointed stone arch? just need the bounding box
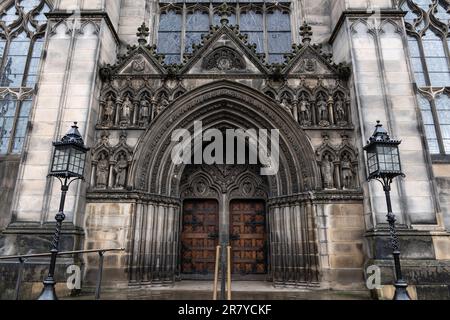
[130,80,321,197]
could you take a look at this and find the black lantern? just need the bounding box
[364,121,403,180]
[364,121,410,300]
[49,122,89,179]
[38,122,89,300]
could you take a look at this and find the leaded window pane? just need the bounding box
[0,96,17,154]
[185,10,209,53]
[414,0,433,10]
[0,0,50,154]
[246,32,264,53]
[35,3,51,24]
[436,94,450,153]
[268,32,291,53]
[157,3,292,65]
[267,10,291,63]
[429,72,450,87]
[267,10,291,32]
[2,32,30,87]
[405,2,450,155]
[26,38,44,86]
[240,11,263,31]
[408,38,421,57]
[22,0,42,12]
[1,5,19,26]
[159,10,182,31]
[414,72,427,86]
[186,11,209,32]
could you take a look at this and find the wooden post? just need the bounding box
[227,246,231,301]
[213,245,221,300]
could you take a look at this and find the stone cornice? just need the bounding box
[86,191,181,206]
[45,10,120,44]
[267,190,364,206]
[329,9,407,45]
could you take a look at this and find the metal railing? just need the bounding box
[0,248,125,300]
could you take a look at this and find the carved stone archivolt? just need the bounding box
[316,133,359,191]
[91,131,133,190]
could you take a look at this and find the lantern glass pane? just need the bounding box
[367,150,379,175]
[377,145,400,172]
[68,148,86,176]
[52,147,69,173]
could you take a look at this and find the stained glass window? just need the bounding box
[157,2,292,64]
[0,0,50,155]
[402,0,450,156]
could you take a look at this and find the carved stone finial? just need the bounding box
[300,21,313,44]
[218,2,232,26]
[137,22,150,46]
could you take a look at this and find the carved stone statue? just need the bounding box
[96,153,109,189]
[317,99,329,125]
[321,154,335,189]
[139,99,151,125]
[299,99,311,125]
[103,96,115,126]
[280,98,293,116]
[156,97,169,115]
[114,153,128,189]
[120,96,133,125]
[341,154,354,189]
[335,100,347,125]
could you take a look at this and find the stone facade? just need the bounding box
[1,0,450,300]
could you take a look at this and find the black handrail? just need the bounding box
[0,248,125,300]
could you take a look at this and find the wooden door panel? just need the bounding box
[181,200,219,275]
[230,200,267,275]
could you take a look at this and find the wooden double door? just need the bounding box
[181,199,267,278]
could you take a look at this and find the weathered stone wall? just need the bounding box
[317,202,366,289]
[83,202,134,284]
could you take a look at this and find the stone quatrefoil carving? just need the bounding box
[201,47,246,71]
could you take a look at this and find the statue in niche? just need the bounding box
[317,98,329,127]
[96,153,109,189]
[139,99,151,125]
[280,98,293,116]
[120,96,133,125]
[335,99,347,125]
[299,98,311,125]
[102,96,115,126]
[341,154,354,189]
[156,96,169,115]
[114,153,128,189]
[321,154,335,189]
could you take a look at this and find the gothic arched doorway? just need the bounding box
[128,81,321,286]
